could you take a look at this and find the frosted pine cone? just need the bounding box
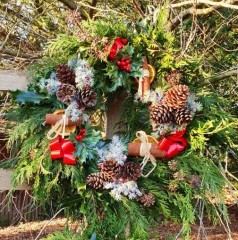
[150,105,173,125]
[86,172,111,190]
[75,87,97,109]
[56,84,76,104]
[139,193,156,207]
[102,159,121,179]
[165,70,183,86]
[56,64,76,85]
[165,85,189,109]
[174,108,192,126]
[120,162,142,181]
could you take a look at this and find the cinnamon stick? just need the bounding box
[142,57,150,94]
[45,114,82,126]
[128,143,165,158]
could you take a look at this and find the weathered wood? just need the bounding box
[105,90,127,139]
[0,71,31,191]
[0,169,31,190]
[0,70,30,90]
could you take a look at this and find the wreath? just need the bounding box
[2,17,238,240]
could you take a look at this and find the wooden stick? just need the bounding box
[128,143,165,158]
[45,114,81,126]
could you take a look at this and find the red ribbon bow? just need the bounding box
[49,136,76,165]
[157,129,188,159]
[108,37,128,60]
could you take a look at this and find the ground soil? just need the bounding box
[0,206,238,240]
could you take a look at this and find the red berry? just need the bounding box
[120,38,128,45]
[117,61,122,66]
[75,135,83,141]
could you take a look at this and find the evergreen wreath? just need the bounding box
[2,10,238,240]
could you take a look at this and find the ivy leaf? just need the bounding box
[15,91,47,104]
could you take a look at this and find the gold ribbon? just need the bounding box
[47,114,68,140]
[138,69,150,97]
[136,131,157,177]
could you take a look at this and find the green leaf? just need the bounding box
[15,91,47,104]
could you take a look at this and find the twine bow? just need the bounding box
[136,131,157,177]
[47,114,68,140]
[138,69,150,97]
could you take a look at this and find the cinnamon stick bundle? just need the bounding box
[128,143,165,158]
[45,114,82,126]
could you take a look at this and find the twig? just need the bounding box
[34,207,65,240]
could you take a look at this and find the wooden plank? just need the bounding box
[0,70,30,90]
[0,71,31,190]
[0,169,31,190]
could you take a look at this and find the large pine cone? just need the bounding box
[102,159,121,180]
[165,70,183,86]
[139,193,156,207]
[174,108,192,126]
[75,87,97,109]
[165,85,189,109]
[120,162,142,181]
[150,105,173,125]
[56,64,76,85]
[86,172,111,190]
[56,83,76,104]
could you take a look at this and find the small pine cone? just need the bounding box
[165,70,183,86]
[102,159,121,179]
[165,85,189,109]
[168,160,178,171]
[56,84,76,104]
[120,162,142,181]
[139,193,156,207]
[150,105,173,125]
[75,87,97,109]
[174,108,192,126]
[56,64,76,85]
[86,172,110,190]
[168,182,179,192]
[189,175,201,189]
[173,170,185,182]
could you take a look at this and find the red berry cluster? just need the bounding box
[116,57,131,72]
[75,129,86,142]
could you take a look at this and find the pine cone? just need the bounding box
[189,175,201,189]
[174,108,192,126]
[165,85,189,109]
[150,105,173,125]
[86,172,110,190]
[102,159,121,179]
[75,87,97,109]
[173,170,185,182]
[56,84,76,104]
[165,70,183,86]
[168,160,178,171]
[56,64,76,85]
[120,162,142,181]
[168,182,178,192]
[139,193,156,207]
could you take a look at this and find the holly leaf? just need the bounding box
[15,91,47,104]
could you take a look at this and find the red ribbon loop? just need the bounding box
[157,129,188,159]
[108,38,128,60]
[49,137,76,165]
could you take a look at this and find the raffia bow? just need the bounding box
[47,114,68,140]
[136,131,157,177]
